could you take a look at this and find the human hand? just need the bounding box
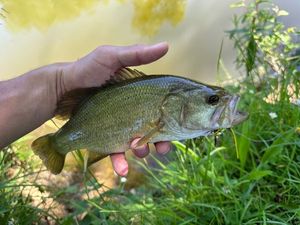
[60,43,171,176]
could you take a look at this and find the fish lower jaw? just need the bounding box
[232,111,249,125]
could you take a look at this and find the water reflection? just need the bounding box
[132,0,186,35]
[0,0,299,84]
[0,0,186,36]
[0,0,100,30]
[0,0,191,81]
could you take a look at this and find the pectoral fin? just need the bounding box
[135,122,164,147]
[135,93,184,147]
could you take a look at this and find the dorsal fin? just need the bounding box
[55,68,147,120]
[103,68,146,87]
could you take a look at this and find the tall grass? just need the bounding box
[0,143,59,225]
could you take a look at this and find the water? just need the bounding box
[0,0,299,83]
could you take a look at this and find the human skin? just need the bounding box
[0,42,171,176]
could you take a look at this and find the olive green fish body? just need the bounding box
[31,69,248,174]
[53,75,209,154]
[55,76,170,154]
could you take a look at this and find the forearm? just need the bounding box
[0,63,68,148]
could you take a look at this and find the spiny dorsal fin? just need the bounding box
[55,68,147,120]
[120,68,146,78]
[103,68,146,86]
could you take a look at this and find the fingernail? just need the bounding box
[149,42,168,49]
[119,166,128,177]
[133,144,146,151]
[130,138,141,149]
[155,142,172,155]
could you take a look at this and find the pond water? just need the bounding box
[0,0,238,83]
[1,0,299,83]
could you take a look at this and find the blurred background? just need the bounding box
[1,0,299,84]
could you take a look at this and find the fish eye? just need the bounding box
[206,95,220,105]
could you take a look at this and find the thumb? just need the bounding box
[115,42,169,69]
[62,43,169,91]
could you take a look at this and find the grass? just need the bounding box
[1,0,300,224]
[0,145,59,225]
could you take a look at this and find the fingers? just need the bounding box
[110,140,171,177]
[110,153,128,177]
[115,42,169,69]
[65,42,169,90]
[93,42,168,70]
[130,138,150,158]
[154,141,171,155]
[131,138,171,158]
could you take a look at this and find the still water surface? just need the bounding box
[0,0,299,84]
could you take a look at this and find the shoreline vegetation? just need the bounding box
[1,0,300,224]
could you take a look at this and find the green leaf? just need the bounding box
[247,169,273,181]
[246,35,257,75]
[230,1,245,8]
[236,121,251,168]
[172,141,199,160]
[261,132,293,163]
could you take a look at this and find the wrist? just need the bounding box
[46,62,74,102]
[55,61,76,93]
[0,63,71,147]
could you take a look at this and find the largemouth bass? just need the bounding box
[32,68,248,174]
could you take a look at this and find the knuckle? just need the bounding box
[95,45,114,54]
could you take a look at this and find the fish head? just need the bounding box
[177,85,248,134]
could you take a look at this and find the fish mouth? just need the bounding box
[229,96,248,126]
[232,110,249,125]
[211,95,248,128]
[211,105,226,128]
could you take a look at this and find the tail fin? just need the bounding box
[31,134,65,175]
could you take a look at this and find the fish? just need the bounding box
[31,68,248,174]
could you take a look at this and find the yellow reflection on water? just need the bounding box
[0,0,100,30]
[132,0,186,35]
[1,0,186,36]
[0,0,192,81]
[0,0,241,84]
